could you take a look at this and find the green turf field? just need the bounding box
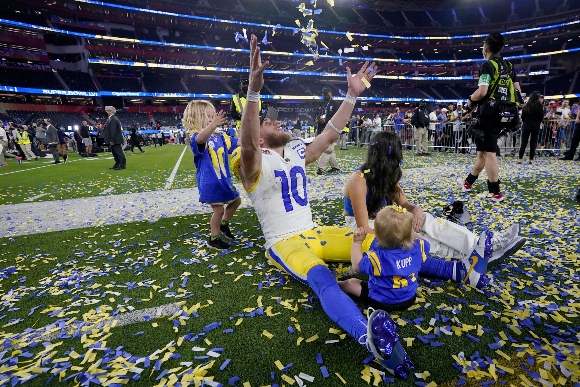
[0,145,579,386]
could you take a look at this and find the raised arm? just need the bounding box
[238,35,269,190]
[305,62,377,165]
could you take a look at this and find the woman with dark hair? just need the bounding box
[343,131,525,266]
[518,91,544,164]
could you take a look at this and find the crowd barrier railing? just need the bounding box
[344,119,577,156]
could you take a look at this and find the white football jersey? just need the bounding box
[233,138,315,248]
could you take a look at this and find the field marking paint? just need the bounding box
[100,187,114,195]
[24,193,48,202]
[0,156,114,176]
[13,303,181,345]
[164,146,188,190]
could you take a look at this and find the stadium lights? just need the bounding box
[73,0,580,41]
[2,19,579,64]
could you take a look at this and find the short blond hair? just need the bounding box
[182,100,214,136]
[373,207,415,250]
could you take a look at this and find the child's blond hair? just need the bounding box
[373,206,415,250]
[182,100,214,136]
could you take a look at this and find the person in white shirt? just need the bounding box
[0,123,18,166]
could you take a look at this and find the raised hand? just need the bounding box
[346,61,378,98]
[209,110,227,130]
[248,34,269,93]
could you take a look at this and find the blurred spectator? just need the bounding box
[80,120,93,155]
[44,118,61,164]
[16,125,37,161]
[57,126,68,162]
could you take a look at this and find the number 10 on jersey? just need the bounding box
[274,167,308,212]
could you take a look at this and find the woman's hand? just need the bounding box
[353,227,367,243]
[412,206,424,232]
[346,61,378,98]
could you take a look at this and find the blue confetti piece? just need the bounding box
[223,329,234,334]
[466,334,480,342]
[203,321,222,332]
[220,359,231,371]
[457,377,466,386]
[288,326,295,334]
[228,376,239,385]
[320,366,329,378]
[134,331,144,336]
[315,353,323,364]
[156,369,168,381]
[430,341,444,347]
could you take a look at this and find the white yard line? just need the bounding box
[23,193,48,202]
[0,156,112,176]
[100,187,114,195]
[164,146,188,190]
[12,303,181,346]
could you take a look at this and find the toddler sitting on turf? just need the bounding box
[182,100,241,250]
[339,205,491,311]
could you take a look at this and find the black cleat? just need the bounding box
[208,237,230,250]
[220,224,236,239]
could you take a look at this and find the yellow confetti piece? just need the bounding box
[281,374,295,384]
[297,337,304,346]
[335,372,347,384]
[262,330,274,339]
[243,382,252,387]
[295,20,301,27]
[362,78,371,89]
[405,338,415,347]
[426,382,437,387]
[305,61,314,66]
[305,334,319,343]
[327,0,334,5]
[151,322,158,328]
[495,350,511,360]
[275,360,285,370]
[235,318,243,326]
[346,31,353,41]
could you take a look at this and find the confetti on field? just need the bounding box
[0,152,579,387]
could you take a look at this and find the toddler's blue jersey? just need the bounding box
[191,132,239,203]
[359,238,429,304]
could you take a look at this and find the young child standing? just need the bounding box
[339,205,491,311]
[182,100,241,249]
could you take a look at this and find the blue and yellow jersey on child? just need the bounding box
[191,132,239,204]
[359,238,429,304]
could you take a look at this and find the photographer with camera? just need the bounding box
[461,32,521,202]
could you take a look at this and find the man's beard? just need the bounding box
[263,131,291,148]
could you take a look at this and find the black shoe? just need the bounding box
[35,157,39,161]
[114,166,126,170]
[208,237,229,250]
[220,224,236,239]
[316,168,324,175]
[53,161,61,164]
[328,167,341,173]
[560,156,572,161]
[141,151,145,154]
[422,152,431,156]
[109,165,119,169]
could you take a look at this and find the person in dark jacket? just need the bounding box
[129,127,145,154]
[44,118,61,164]
[411,100,430,155]
[80,120,92,155]
[518,91,544,164]
[103,106,126,170]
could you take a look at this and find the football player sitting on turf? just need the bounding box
[231,35,413,378]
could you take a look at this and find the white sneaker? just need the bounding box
[478,224,526,266]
